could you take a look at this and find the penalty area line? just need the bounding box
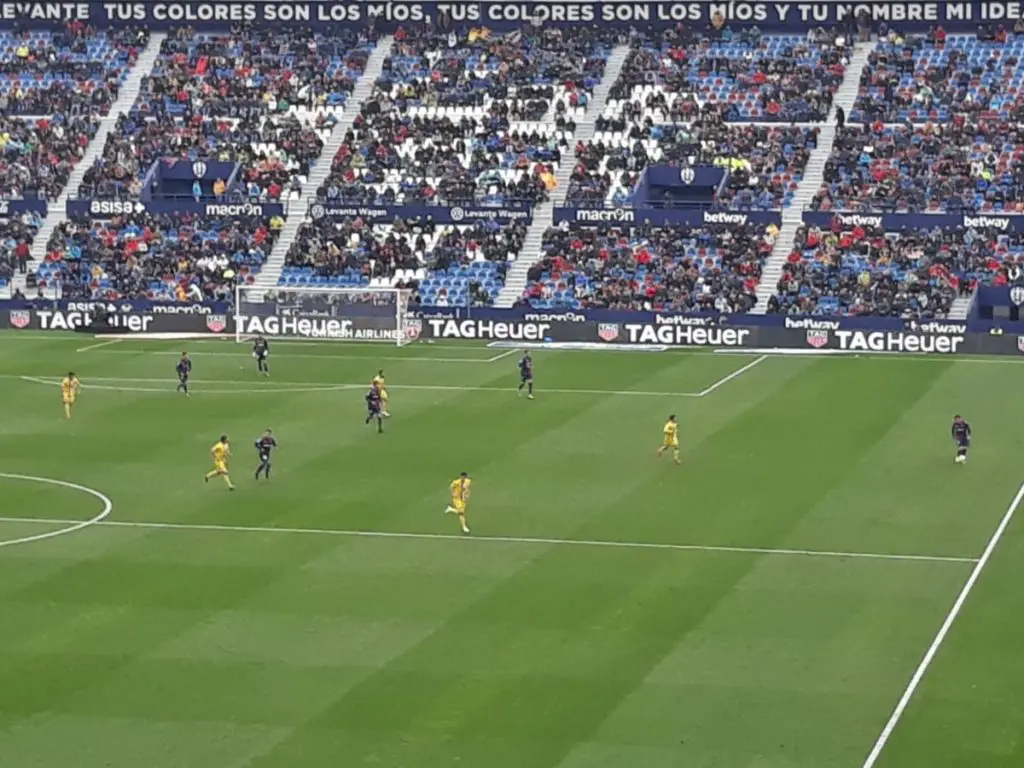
[0,515,979,564]
[860,480,1024,767]
[485,348,520,363]
[697,354,767,397]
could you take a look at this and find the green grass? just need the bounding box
[0,332,1022,767]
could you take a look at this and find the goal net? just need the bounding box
[234,286,418,346]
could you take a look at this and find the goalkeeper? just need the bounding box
[253,336,269,375]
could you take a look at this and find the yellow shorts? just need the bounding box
[451,500,466,514]
[664,438,679,448]
[380,389,389,402]
[213,461,228,474]
[63,397,75,405]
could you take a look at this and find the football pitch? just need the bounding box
[1,332,1023,767]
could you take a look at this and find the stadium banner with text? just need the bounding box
[417,317,1024,355]
[554,207,781,228]
[7,1,1016,31]
[0,200,47,216]
[67,199,286,219]
[0,303,228,334]
[4,302,1024,355]
[803,211,1024,232]
[411,307,970,333]
[308,201,533,225]
[0,300,1009,334]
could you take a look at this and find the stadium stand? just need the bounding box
[282,215,524,306]
[0,211,42,297]
[568,114,817,208]
[0,115,100,201]
[851,33,1024,124]
[78,26,377,201]
[0,25,148,116]
[764,221,1004,318]
[38,211,282,301]
[603,28,845,123]
[813,122,1024,213]
[520,220,779,312]
[315,25,616,207]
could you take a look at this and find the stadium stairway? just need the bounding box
[751,40,875,314]
[494,43,630,309]
[18,32,167,298]
[949,291,975,320]
[250,35,394,293]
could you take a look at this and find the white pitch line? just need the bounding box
[697,354,768,396]
[0,515,979,564]
[75,338,123,353]
[13,374,705,398]
[0,473,113,549]
[485,348,520,363]
[860,481,1024,767]
[84,348,498,363]
[20,376,350,395]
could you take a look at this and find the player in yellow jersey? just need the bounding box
[657,414,681,465]
[444,471,472,534]
[61,372,80,419]
[204,434,236,490]
[372,369,390,417]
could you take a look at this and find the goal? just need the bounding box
[234,286,417,346]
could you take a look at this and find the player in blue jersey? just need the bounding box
[254,429,278,480]
[517,352,534,399]
[952,415,972,464]
[366,384,384,433]
[176,352,192,396]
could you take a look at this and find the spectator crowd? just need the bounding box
[0,25,148,115]
[283,213,525,306]
[568,111,816,209]
[36,211,281,301]
[80,26,376,201]
[316,24,616,208]
[814,121,1024,213]
[521,220,778,313]
[765,219,1019,318]
[853,31,1024,123]
[605,27,845,123]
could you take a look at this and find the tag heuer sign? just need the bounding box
[205,314,227,333]
[405,318,422,340]
[806,330,829,348]
[680,166,696,185]
[598,323,620,342]
[1012,286,1024,306]
[9,310,30,329]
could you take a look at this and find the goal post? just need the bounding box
[234,286,418,346]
